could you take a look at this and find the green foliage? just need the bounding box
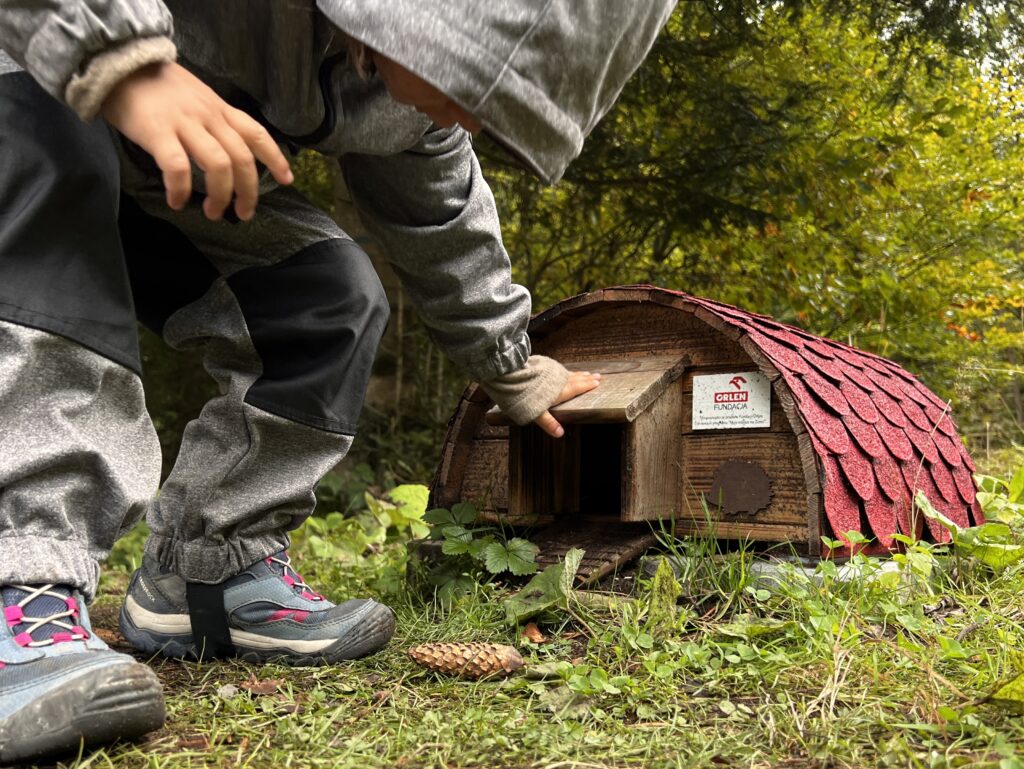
[422,503,539,583]
[502,548,584,625]
[483,3,1024,456]
[918,470,1024,572]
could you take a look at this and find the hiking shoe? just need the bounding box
[0,584,165,764]
[119,552,395,665]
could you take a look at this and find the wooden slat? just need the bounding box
[532,517,660,585]
[622,383,683,521]
[458,439,509,512]
[533,304,751,367]
[509,426,580,519]
[487,355,688,425]
[674,519,809,543]
[679,433,807,525]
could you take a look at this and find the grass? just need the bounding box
[32,499,1024,769]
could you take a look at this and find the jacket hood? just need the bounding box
[319,0,676,184]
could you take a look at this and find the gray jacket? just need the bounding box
[0,0,674,382]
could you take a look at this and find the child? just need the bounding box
[0,0,675,761]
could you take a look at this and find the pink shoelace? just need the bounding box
[266,555,324,602]
[4,585,89,648]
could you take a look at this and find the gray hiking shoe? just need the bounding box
[0,585,165,764]
[120,552,395,665]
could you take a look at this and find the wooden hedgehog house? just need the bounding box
[430,286,982,570]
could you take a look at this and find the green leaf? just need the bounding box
[482,538,539,575]
[916,491,960,534]
[1010,467,1024,504]
[451,502,478,525]
[991,671,1024,714]
[560,548,585,596]
[423,508,456,526]
[503,549,584,625]
[388,484,429,519]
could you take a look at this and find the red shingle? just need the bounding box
[959,445,977,473]
[821,454,863,544]
[898,398,933,431]
[753,323,807,349]
[837,443,876,502]
[896,378,934,409]
[788,379,852,454]
[845,414,885,458]
[802,371,851,416]
[861,356,899,377]
[840,381,881,424]
[804,337,838,359]
[836,359,878,392]
[914,471,955,543]
[863,487,898,548]
[870,389,908,428]
[745,331,812,375]
[928,460,968,527]
[873,418,915,461]
[971,499,985,526]
[903,423,940,464]
[803,349,846,383]
[932,433,963,468]
[864,366,899,392]
[950,464,977,505]
[873,451,904,502]
[924,408,957,437]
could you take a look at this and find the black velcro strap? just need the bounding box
[185,582,235,660]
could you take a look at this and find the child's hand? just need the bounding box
[533,370,601,438]
[100,61,293,221]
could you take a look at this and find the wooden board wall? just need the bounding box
[432,299,818,546]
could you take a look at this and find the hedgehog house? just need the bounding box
[431,287,981,562]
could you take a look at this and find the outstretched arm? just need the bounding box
[342,125,598,436]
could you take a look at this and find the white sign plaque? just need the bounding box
[692,371,771,430]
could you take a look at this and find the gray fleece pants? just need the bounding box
[0,70,388,600]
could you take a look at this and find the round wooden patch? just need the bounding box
[708,460,774,516]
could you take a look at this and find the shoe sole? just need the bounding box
[0,662,165,764]
[119,602,396,666]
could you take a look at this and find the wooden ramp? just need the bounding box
[531,517,660,586]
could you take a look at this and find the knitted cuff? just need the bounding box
[65,36,177,120]
[479,355,570,425]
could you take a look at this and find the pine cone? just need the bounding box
[407,642,525,680]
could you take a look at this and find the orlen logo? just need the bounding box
[714,375,748,403]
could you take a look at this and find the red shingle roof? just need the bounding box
[646,287,981,548]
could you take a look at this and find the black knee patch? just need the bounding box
[227,239,390,434]
[0,73,139,370]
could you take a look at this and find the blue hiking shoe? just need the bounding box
[119,552,395,665]
[0,584,165,764]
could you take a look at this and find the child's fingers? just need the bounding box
[534,410,565,438]
[179,124,234,220]
[532,371,601,439]
[225,109,294,186]
[206,118,259,221]
[149,134,193,211]
[560,371,601,401]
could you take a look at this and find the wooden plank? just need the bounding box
[674,519,808,543]
[531,517,659,585]
[509,425,580,518]
[533,304,751,367]
[458,439,509,513]
[486,355,688,425]
[622,382,683,521]
[679,433,808,525]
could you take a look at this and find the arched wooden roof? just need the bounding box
[526,286,981,547]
